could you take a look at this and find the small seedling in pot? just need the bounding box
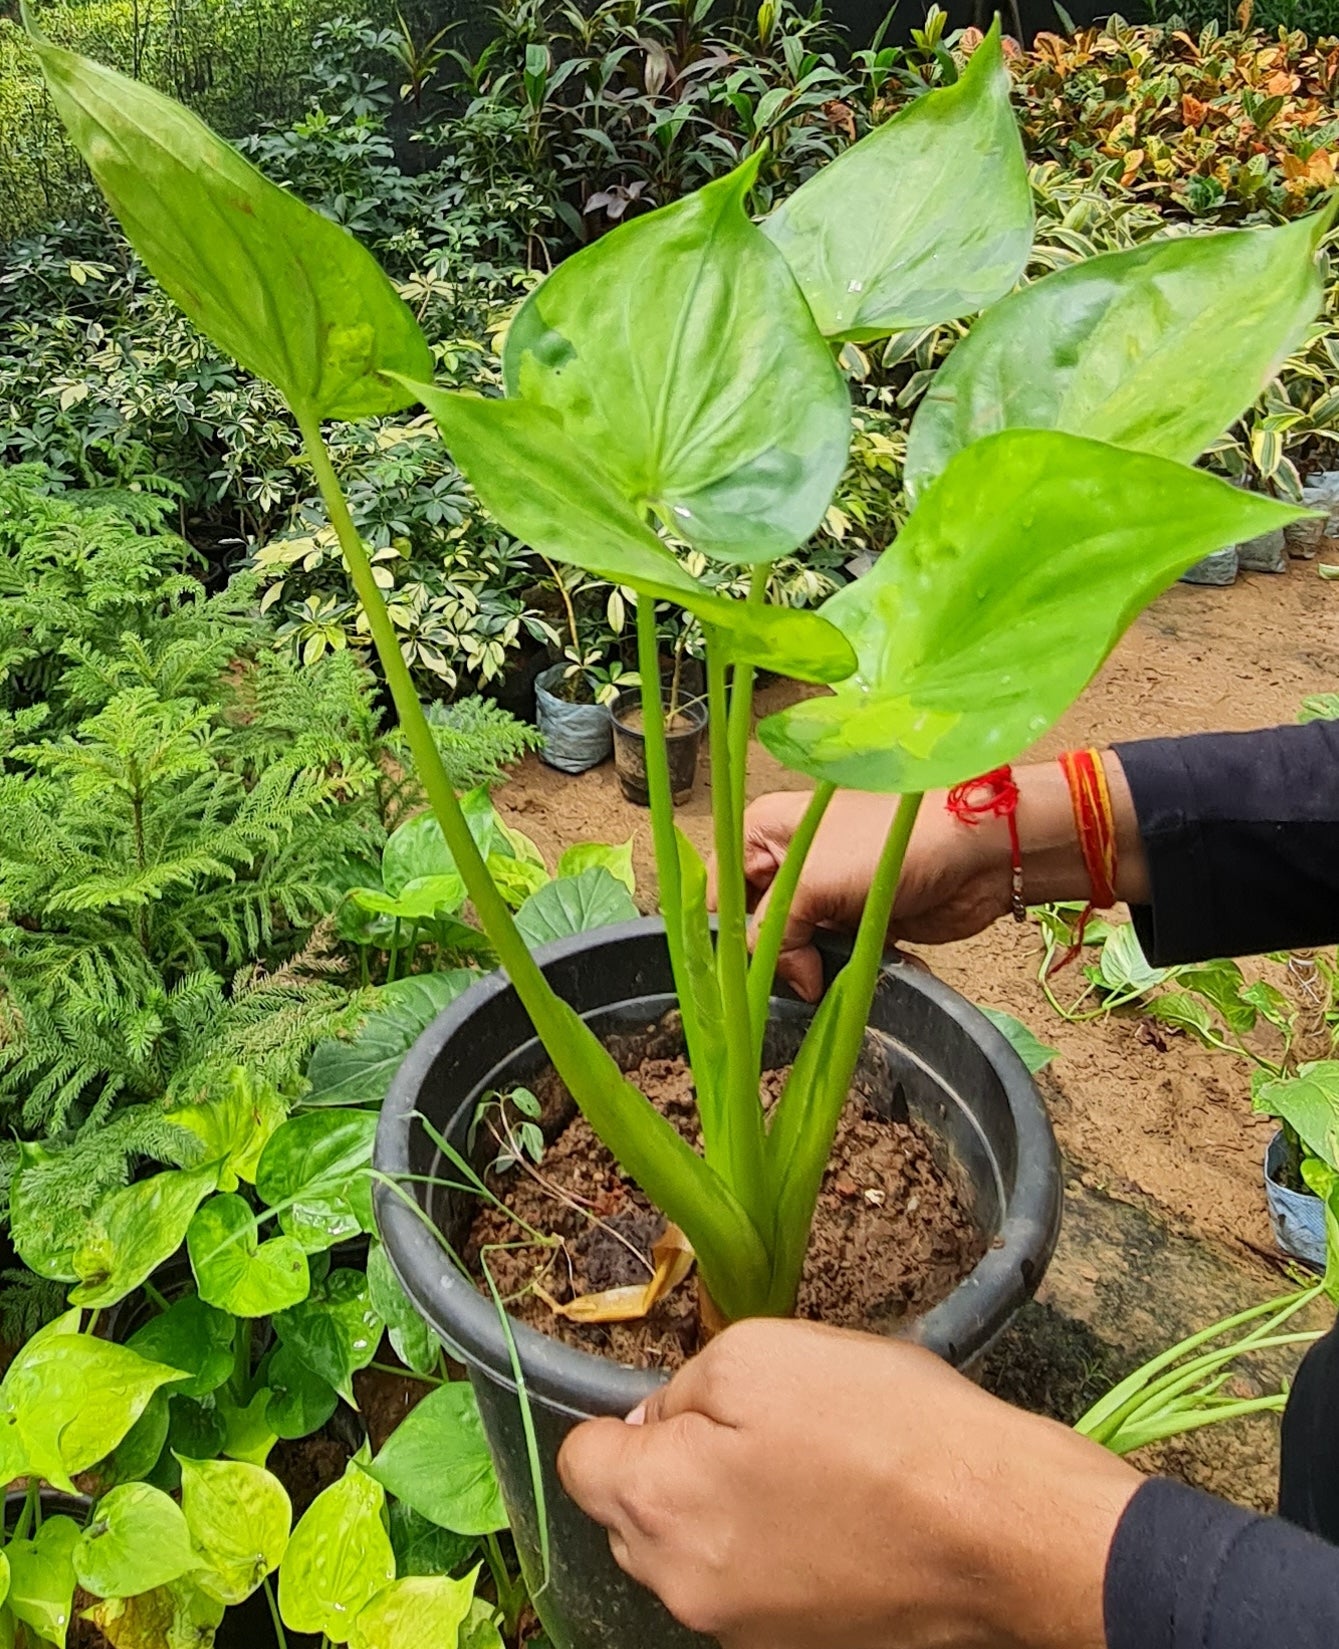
[472,1087,548,1176]
[30,9,1330,1325]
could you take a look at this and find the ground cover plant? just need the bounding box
[30,8,1335,1332]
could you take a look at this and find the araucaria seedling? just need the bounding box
[31,8,1330,1322]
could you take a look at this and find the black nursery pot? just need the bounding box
[610,692,708,807]
[374,921,1062,1649]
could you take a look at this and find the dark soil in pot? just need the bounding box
[467,1018,983,1369]
[609,698,707,809]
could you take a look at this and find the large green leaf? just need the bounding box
[7,1518,79,1647]
[30,36,432,419]
[73,1484,198,1600]
[348,1573,479,1649]
[758,430,1305,792]
[0,1316,183,1492]
[187,1193,309,1318]
[368,1383,506,1536]
[179,1456,292,1605]
[164,1071,287,1191]
[762,25,1032,342]
[304,971,476,1108]
[503,155,850,564]
[278,1464,396,1638]
[70,1165,219,1310]
[255,1110,379,1252]
[906,211,1330,496]
[513,868,638,949]
[403,383,856,685]
[976,1008,1057,1074]
[272,1268,383,1404]
[556,839,636,895]
[126,1296,235,1401]
[1255,1061,1339,1170]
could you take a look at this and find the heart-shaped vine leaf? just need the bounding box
[503,155,851,564]
[304,971,476,1109]
[759,430,1305,793]
[187,1194,309,1318]
[7,1517,79,1646]
[126,1295,235,1401]
[278,1464,395,1639]
[273,1268,383,1403]
[905,208,1331,496]
[73,1484,199,1600]
[513,868,639,949]
[29,33,432,419]
[368,1382,506,1536]
[179,1456,292,1605]
[255,1110,378,1251]
[348,1573,479,1649]
[763,24,1033,341]
[70,1165,219,1310]
[405,384,856,685]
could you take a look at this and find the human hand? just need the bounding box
[731,788,1015,1000]
[559,1318,1141,1649]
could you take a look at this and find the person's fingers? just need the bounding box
[750,882,825,1003]
[558,1417,642,1532]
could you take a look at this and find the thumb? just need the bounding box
[749,882,825,1004]
[558,1416,646,1530]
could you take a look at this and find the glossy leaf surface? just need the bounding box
[187,1194,309,1317]
[367,1242,438,1375]
[906,211,1330,495]
[1255,1061,1339,1168]
[278,1464,395,1638]
[31,39,432,418]
[759,431,1304,793]
[273,1268,383,1403]
[73,1484,198,1600]
[179,1456,292,1604]
[126,1296,235,1401]
[504,157,850,563]
[513,868,639,949]
[7,1518,79,1647]
[255,1110,378,1252]
[348,1573,478,1649]
[164,1070,287,1191]
[405,382,857,685]
[70,1166,219,1309]
[304,971,475,1108]
[763,26,1032,341]
[556,839,637,894]
[368,1382,506,1536]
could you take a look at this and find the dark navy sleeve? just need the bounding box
[1105,1477,1339,1649]
[1112,721,1339,965]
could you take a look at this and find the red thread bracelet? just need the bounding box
[945,765,1026,922]
[1050,747,1119,973]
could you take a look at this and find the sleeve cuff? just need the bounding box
[1111,737,1218,966]
[1104,1478,1259,1649]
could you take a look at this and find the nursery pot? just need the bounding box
[1265,1130,1327,1270]
[374,920,1062,1649]
[534,664,612,775]
[610,691,708,807]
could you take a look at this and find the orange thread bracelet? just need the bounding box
[1051,747,1119,973]
[946,765,1026,923]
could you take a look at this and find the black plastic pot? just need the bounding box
[610,692,708,806]
[374,920,1061,1649]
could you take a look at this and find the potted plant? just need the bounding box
[32,14,1329,1646]
[532,561,634,774]
[609,619,708,805]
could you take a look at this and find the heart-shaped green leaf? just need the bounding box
[556,839,637,894]
[759,430,1305,793]
[7,1517,79,1647]
[348,1573,479,1649]
[403,383,856,684]
[73,1484,199,1601]
[70,1165,219,1310]
[263,1344,339,1441]
[126,1295,235,1401]
[187,1194,309,1318]
[179,1456,292,1605]
[503,155,851,564]
[83,1578,225,1649]
[278,1463,395,1639]
[367,1242,438,1376]
[906,209,1331,496]
[368,1382,506,1536]
[29,36,432,419]
[165,1071,287,1192]
[1254,1061,1339,1168]
[763,24,1032,341]
[304,971,476,1109]
[272,1268,383,1404]
[255,1110,378,1251]
[513,868,639,949]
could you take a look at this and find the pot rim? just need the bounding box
[374,918,1061,1419]
[610,693,709,736]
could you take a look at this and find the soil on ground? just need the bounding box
[493,555,1339,1505]
[467,1021,983,1370]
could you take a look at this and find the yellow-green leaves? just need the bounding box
[179,1457,292,1605]
[28,35,432,421]
[759,430,1307,794]
[407,384,856,684]
[278,1462,395,1639]
[503,156,851,565]
[763,24,1033,341]
[906,209,1333,496]
[72,1484,199,1600]
[368,1383,506,1537]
